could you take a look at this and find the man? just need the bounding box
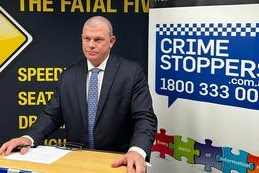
[0,16,157,173]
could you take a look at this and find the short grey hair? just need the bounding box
[83,16,113,36]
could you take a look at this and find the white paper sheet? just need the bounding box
[3,145,71,164]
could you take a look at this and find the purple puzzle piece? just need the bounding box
[194,139,223,172]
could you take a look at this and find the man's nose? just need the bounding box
[89,39,95,48]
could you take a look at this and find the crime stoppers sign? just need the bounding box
[0,6,32,72]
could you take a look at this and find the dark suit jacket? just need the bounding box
[27,54,157,158]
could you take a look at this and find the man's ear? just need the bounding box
[110,35,116,48]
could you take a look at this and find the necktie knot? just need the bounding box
[91,68,101,74]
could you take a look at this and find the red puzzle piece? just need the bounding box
[151,128,174,158]
[248,154,259,173]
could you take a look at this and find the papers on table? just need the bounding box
[3,145,71,164]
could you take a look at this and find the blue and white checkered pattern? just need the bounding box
[0,167,36,173]
[156,23,259,37]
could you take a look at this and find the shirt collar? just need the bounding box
[87,55,109,72]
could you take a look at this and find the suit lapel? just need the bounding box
[95,55,120,123]
[77,59,88,131]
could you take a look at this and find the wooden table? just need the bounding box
[0,149,126,173]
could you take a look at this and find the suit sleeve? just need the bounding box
[129,65,157,160]
[25,74,64,146]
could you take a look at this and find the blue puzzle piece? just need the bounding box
[194,139,223,172]
[216,147,254,173]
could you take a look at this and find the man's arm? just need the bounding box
[129,65,157,159]
[26,75,64,146]
[112,63,157,173]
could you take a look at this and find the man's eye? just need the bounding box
[83,37,90,41]
[95,38,103,42]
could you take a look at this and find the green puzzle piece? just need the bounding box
[169,135,200,164]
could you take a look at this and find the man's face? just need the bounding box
[81,24,116,66]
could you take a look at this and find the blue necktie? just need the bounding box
[87,68,101,149]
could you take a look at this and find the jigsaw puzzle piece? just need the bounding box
[194,139,223,172]
[248,154,259,173]
[151,128,174,158]
[216,147,254,173]
[169,135,200,164]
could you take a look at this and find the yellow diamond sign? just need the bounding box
[0,6,32,72]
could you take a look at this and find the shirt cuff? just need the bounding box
[22,135,35,146]
[128,146,147,159]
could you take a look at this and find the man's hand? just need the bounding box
[0,137,32,156]
[111,150,146,173]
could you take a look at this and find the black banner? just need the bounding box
[0,0,148,145]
